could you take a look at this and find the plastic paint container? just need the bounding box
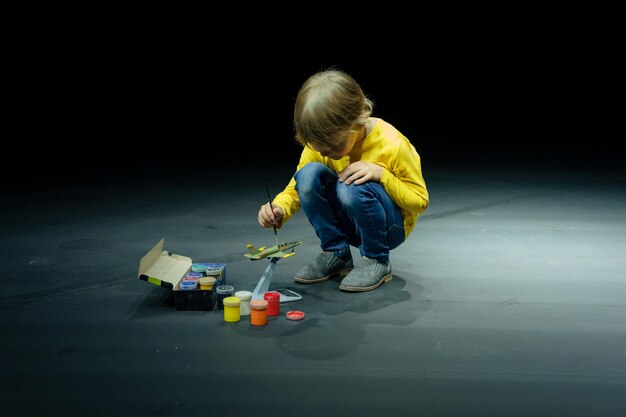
[191,263,209,274]
[215,285,234,310]
[182,272,202,288]
[204,264,225,277]
[249,300,268,326]
[180,280,197,291]
[223,296,241,322]
[234,291,252,316]
[185,271,203,280]
[198,276,216,290]
[182,277,199,288]
[263,291,281,316]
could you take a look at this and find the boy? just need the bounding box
[257,69,429,292]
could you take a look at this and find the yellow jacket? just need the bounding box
[273,118,429,239]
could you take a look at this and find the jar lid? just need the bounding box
[180,281,197,290]
[223,296,241,307]
[205,264,225,276]
[234,290,252,300]
[182,275,200,282]
[286,310,305,321]
[249,299,268,310]
[198,277,216,286]
[263,291,280,301]
[191,263,208,273]
[216,285,234,294]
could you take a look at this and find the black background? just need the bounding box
[4,53,616,191]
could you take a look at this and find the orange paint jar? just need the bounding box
[249,299,268,326]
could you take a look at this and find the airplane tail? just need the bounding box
[245,244,262,259]
[246,244,260,254]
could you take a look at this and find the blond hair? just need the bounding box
[294,69,373,148]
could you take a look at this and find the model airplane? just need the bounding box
[244,241,302,260]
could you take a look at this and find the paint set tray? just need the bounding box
[137,238,226,311]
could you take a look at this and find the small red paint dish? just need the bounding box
[286,310,305,321]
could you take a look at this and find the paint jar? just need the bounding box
[215,285,234,310]
[198,276,216,290]
[185,271,203,280]
[249,299,268,326]
[182,272,201,289]
[182,276,199,285]
[205,264,225,277]
[180,280,197,291]
[234,290,252,316]
[191,263,208,274]
[223,296,241,323]
[264,291,280,316]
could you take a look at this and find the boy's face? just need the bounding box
[311,130,359,160]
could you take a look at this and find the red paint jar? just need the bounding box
[263,291,280,316]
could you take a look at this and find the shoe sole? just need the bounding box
[339,272,393,292]
[294,268,353,284]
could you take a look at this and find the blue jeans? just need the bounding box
[294,162,405,263]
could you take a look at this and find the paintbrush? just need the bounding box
[266,183,279,245]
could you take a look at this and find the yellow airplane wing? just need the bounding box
[273,251,295,258]
[244,249,296,260]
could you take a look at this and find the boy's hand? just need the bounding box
[339,161,383,185]
[258,203,284,228]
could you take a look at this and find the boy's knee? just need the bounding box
[336,181,362,209]
[295,162,328,193]
[295,162,326,178]
[336,181,382,210]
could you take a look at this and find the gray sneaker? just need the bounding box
[294,252,354,284]
[339,257,393,292]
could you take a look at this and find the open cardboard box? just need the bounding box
[137,238,226,311]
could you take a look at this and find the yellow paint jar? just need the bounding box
[223,296,241,323]
[198,276,216,290]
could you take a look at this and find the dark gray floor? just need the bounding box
[1,164,625,417]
